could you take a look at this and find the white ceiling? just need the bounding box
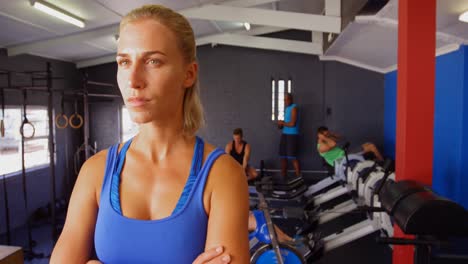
[0,0,467,73]
[322,0,468,73]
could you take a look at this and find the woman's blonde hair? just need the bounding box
[120,5,204,136]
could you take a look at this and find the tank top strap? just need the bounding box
[110,139,133,215]
[192,137,204,175]
[193,148,225,200]
[172,137,204,214]
[114,139,133,175]
[100,143,120,199]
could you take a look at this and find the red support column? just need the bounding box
[395,0,436,264]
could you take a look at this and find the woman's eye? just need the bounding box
[118,60,129,66]
[148,59,160,65]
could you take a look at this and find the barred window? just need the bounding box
[0,106,49,175]
[271,78,292,121]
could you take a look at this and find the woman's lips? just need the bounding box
[127,97,149,107]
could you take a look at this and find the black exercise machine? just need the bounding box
[378,177,468,263]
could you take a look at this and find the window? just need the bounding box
[0,106,50,175]
[277,80,285,121]
[271,78,292,121]
[271,80,275,121]
[121,106,139,141]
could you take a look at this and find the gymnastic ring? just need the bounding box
[55,114,69,129]
[69,114,83,129]
[20,121,35,139]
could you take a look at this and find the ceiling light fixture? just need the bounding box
[243,22,251,31]
[459,10,468,23]
[32,0,85,28]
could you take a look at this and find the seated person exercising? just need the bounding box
[224,129,295,243]
[225,129,297,243]
[317,126,384,166]
[225,128,258,180]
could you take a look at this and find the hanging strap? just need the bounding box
[20,92,34,251]
[0,87,5,137]
[69,99,83,129]
[1,87,4,118]
[55,92,68,129]
[19,89,35,139]
[2,175,11,245]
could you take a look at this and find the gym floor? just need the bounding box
[1,225,53,264]
[4,223,467,264]
[1,210,393,264]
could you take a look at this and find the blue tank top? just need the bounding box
[94,137,225,263]
[282,104,299,135]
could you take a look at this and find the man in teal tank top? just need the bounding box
[277,93,301,178]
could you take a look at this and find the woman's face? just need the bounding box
[116,18,197,124]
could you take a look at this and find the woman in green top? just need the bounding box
[316,126,384,166]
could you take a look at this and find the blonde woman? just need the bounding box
[51,5,249,264]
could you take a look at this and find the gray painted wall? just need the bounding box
[197,45,326,171]
[196,45,385,173]
[323,61,385,148]
[0,54,82,235]
[89,101,121,151]
[81,63,122,151]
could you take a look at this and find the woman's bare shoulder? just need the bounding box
[204,142,235,162]
[77,147,115,201]
[204,142,245,182]
[80,149,108,175]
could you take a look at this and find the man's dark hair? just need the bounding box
[317,126,328,134]
[233,128,243,137]
[286,93,293,102]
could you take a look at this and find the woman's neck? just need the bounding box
[132,120,194,163]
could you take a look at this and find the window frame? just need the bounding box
[0,105,51,176]
[271,78,293,121]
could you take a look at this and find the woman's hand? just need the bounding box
[84,243,232,264]
[193,246,231,264]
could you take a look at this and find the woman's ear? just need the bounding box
[183,62,198,88]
